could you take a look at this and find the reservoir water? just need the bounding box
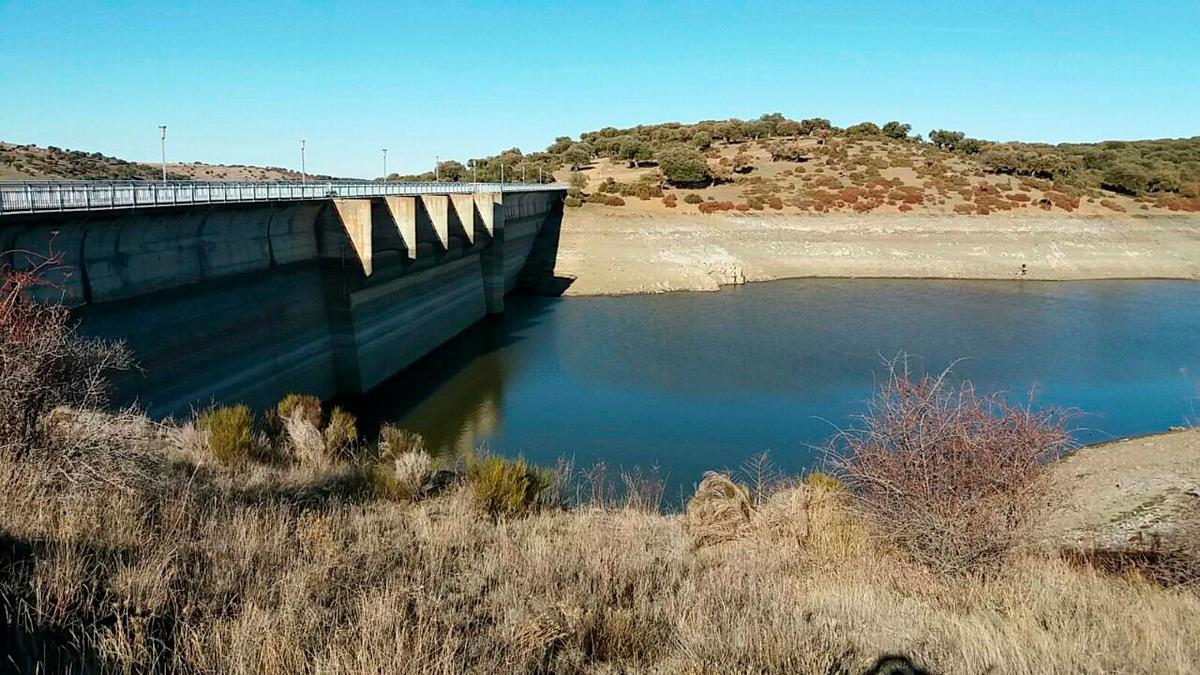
[353,279,1200,499]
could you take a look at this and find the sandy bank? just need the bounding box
[553,211,1200,295]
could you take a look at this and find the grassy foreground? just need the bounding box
[1,406,1199,674]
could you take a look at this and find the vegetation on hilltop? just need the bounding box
[2,255,1200,672]
[0,142,189,181]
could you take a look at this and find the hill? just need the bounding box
[0,142,331,182]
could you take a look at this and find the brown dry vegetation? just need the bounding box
[4,408,1200,674]
[3,265,1200,672]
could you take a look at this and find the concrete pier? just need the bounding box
[0,187,565,415]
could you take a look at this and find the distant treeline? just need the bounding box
[395,113,1199,197]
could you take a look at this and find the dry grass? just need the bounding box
[2,408,1199,673]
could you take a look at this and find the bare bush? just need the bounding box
[1,247,131,452]
[283,408,328,467]
[830,363,1071,574]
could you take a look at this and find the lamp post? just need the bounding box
[500,163,505,184]
[382,148,388,182]
[472,161,477,184]
[300,140,307,184]
[158,125,167,183]
[435,155,440,182]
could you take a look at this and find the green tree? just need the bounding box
[617,138,654,167]
[562,145,590,170]
[1101,163,1149,195]
[881,121,912,140]
[799,118,834,135]
[929,129,966,151]
[657,146,712,186]
[546,136,573,154]
[776,119,803,137]
[845,122,881,137]
[566,171,588,197]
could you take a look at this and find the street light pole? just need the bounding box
[435,155,440,182]
[158,125,167,183]
[501,163,505,184]
[472,161,477,184]
[382,148,388,181]
[300,140,307,184]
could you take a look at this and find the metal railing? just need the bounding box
[0,180,566,216]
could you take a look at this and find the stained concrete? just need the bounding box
[1,189,565,415]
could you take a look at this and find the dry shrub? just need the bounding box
[1,247,131,451]
[604,196,626,207]
[371,450,433,501]
[282,408,327,466]
[661,194,677,208]
[277,393,322,429]
[323,407,358,459]
[371,425,434,501]
[378,424,425,455]
[198,404,255,466]
[685,472,754,547]
[831,365,1070,575]
[767,196,784,210]
[683,193,703,204]
[467,454,552,517]
[1100,198,1126,212]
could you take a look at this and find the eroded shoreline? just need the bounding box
[552,211,1200,296]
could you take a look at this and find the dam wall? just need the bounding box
[0,188,565,415]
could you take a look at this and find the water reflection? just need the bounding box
[352,279,1200,496]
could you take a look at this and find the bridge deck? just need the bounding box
[0,180,565,216]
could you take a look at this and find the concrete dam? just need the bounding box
[0,182,567,415]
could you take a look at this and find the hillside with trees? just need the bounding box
[382,114,1200,216]
[7,115,1199,215]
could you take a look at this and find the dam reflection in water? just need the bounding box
[352,279,1200,499]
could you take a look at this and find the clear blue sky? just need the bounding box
[1,1,1196,178]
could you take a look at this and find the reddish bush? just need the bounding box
[662,194,677,208]
[767,196,784,210]
[898,203,913,212]
[831,365,1070,575]
[1099,199,1126,212]
[1,247,131,450]
[953,203,975,215]
[604,196,626,207]
[734,203,750,212]
[1006,192,1031,203]
[1166,197,1200,212]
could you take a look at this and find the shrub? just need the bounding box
[604,196,626,207]
[683,193,703,204]
[370,451,433,501]
[803,470,843,491]
[369,424,433,500]
[830,365,1070,575]
[564,195,582,208]
[767,196,784,210]
[466,454,552,517]
[277,393,321,430]
[378,424,425,456]
[685,472,754,547]
[1,248,131,450]
[662,194,678,208]
[199,404,255,466]
[323,407,358,459]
